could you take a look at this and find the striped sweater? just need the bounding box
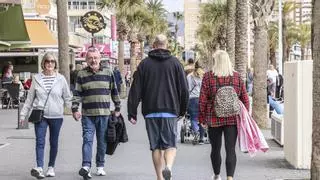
[71,66,121,116]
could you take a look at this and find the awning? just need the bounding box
[25,20,58,48]
[0,4,30,50]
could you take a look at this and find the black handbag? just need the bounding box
[28,87,52,124]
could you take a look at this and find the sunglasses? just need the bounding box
[45,59,56,64]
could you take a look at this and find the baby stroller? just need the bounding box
[179,114,209,145]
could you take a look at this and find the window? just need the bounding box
[88,1,96,10]
[72,1,80,10]
[80,1,88,10]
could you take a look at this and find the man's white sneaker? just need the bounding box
[46,166,55,177]
[31,167,45,179]
[96,167,106,176]
[212,174,222,180]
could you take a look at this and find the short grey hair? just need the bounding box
[153,34,167,48]
[85,47,100,61]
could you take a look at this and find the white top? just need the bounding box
[267,69,278,84]
[187,74,202,98]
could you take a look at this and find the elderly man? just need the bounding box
[128,34,189,180]
[72,47,121,179]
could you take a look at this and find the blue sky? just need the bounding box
[163,0,183,12]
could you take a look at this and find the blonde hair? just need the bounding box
[212,50,234,77]
[41,52,58,70]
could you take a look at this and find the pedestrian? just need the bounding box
[72,47,121,179]
[113,66,123,93]
[19,52,72,179]
[128,34,189,180]
[184,58,195,76]
[246,68,253,96]
[266,64,278,86]
[1,62,13,85]
[187,61,205,144]
[199,50,250,180]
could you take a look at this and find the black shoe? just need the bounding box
[162,167,172,180]
[31,168,45,179]
[79,167,92,179]
[199,139,204,145]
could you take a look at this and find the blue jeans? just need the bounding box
[81,116,109,167]
[34,118,63,168]
[268,96,284,115]
[187,98,205,140]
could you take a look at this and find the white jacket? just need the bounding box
[20,72,72,120]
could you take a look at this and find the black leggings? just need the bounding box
[208,125,238,177]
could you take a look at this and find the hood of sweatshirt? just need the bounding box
[148,49,172,61]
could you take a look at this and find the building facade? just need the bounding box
[184,0,208,51]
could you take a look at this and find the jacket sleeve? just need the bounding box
[127,64,143,120]
[20,76,36,120]
[239,77,250,111]
[71,72,82,113]
[178,63,189,117]
[199,73,210,124]
[110,71,121,112]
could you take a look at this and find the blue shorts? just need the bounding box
[145,117,178,151]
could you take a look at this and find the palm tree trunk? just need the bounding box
[235,0,248,81]
[311,0,320,178]
[227,0,236,64]
[282,16,288,63]
[130,41,137,74]
[301,46,305,60]
[270,47,277,67]
[118,39,126,98]
[252,25,268,128]
[57,0,69,83]
[140,40,144,60]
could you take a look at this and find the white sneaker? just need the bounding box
[46,166,55,177]
[96,167,106,176]
[212,174,222,180]
[31,167,45,179]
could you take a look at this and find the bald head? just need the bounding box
[153,34,167,49]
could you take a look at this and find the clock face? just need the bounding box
[80,11,106,34]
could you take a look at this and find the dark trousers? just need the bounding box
[34,118,63,168]
[208,125,237,177]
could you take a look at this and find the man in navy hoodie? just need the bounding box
[128,34,189,180]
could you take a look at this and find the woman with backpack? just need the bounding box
[199,50,250,180]
[187,61,205,144]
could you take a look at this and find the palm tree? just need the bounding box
[282,1,297,63]
[296,23,311,60]
[235,0,248,81]
[127,7,153,73]
[98,0,143,96]
[196,0,227,66]
[226,0,236,64]
[251,0,274,128]
[145,0,168,46]
[173,11,183,53]
[311,0,320,178]
[268,22,278,67]
[57,0,69,83]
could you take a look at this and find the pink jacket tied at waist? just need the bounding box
[237,101,269,156]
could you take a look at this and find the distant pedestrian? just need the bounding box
[199,50,250,180]
[1,62,13,85]
[187,61,205,144]
[113,66,123,93]
[128,34,189,180]
[246,68,253,96]
[69,64,78,93]
[72,47,121,179]
[184,58,195,76]
[20,52,72,179]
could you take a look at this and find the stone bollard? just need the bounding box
[17,103,29,129]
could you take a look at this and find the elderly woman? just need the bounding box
[20,52,72,179]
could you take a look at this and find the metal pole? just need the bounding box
[92,33,94,47]
[278,0,283,74]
